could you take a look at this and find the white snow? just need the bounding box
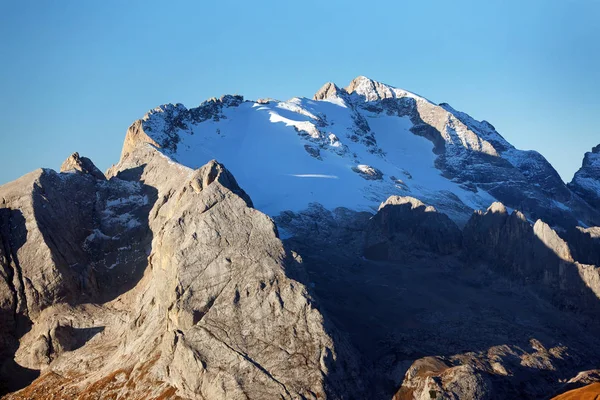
[106,194,148,208]
[135,77,582,225]
[143,93,499,222]
[290,174,339,179]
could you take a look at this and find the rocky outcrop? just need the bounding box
[0,147,363,398]
[364,196,462,260]
[352,164,383,180]
[275,203,373,257]
[59,152,106,180]
[119,119,162,160]
[275,197,600,400]
[564,226,600,266]
[313,82,343,101]
[396,340,580,400]
[463,202,600,313]
[569,144,600,210]
[0,152,157,393]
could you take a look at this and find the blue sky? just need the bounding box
[1,0,598,185]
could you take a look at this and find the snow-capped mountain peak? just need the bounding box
[119,77,600,228]
[313,75,431,105]
[345,75,430,104]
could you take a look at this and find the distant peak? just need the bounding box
[311,76,433,105]
[200,94,244,107]
[60,152,106,180]
[345,76,396,102]
[486,202,507,214]
[313,82,342,101]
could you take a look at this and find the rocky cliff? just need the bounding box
[0,143,363,399]
[569,144,600,210]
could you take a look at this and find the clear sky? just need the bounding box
[1,0,598,185]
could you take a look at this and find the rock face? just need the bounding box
[569,144,600,210]
[364,196,462,260]
[277,196,600,400]
[564,226,600,266]
[396,340,586,400]
[59,152,106,180]
[463,202,600,313]
[0,148,363,398]
[313,82,343,101]
[0,158,155,394]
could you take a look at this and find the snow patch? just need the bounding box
[290,174,339,179]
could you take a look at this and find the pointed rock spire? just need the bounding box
[60,152,106,180]
[312,81,343,101]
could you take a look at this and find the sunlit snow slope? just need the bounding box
[125,76,599,227]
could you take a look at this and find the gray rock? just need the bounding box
[0,143,364,399]
[352,165,383,181]
[59,152,106,180]
[396,340,579,400]
[304,144,322,160]
[313,82,343,101]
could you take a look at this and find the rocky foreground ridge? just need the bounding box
[1,77,600,399]
[0,139,365,398]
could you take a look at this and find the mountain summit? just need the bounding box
[121,76,599,227]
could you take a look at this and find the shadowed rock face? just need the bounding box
[276,195,600,400]
[564,226,600,266]
[569,144,600,210]
[364,196,462,260]
[463,202,600,313]
[0,154,157,394]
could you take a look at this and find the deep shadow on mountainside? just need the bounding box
[1,77,600,399]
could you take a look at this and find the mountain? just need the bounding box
[1,76,600,399]
[569,144,600,210]
[0,147,363,399]
[123,76,599,227]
